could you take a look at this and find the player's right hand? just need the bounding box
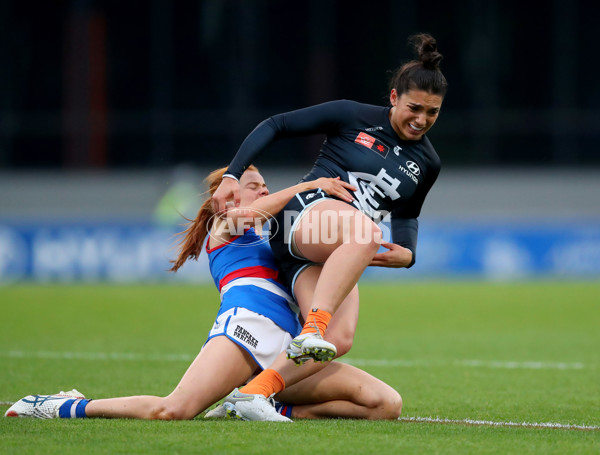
[314,177,356,203]
[212,177,240,213]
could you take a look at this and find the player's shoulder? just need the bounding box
[317,100,387,126]
[419,135,442,171]
[317,99,384,114]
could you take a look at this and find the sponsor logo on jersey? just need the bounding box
[406,161,421,175]
[393,146,401,156]
[355,132,389,158]
[398,161,420,184]
[355,132,375,148]
[233,324,258,348]
[366,126,384,132]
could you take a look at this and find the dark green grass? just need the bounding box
[1,282,599,454]
[2,419,598,455]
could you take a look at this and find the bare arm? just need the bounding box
[227,177,356,226]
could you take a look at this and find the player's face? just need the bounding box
[238,170,269,205]
[389,89,443,141]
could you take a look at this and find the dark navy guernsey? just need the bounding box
[226,100,441,266]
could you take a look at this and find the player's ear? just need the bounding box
[390,89,398,106]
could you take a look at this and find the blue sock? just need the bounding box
[275,402,293,418]
[58,399,90,418]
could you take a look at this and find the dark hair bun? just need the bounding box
[388,33,448,97]
[409,33,443,70]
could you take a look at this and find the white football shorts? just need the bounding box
[205,307,293,370]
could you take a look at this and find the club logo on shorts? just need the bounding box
[233,325,258,348]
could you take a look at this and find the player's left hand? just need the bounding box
[369,242,413,268]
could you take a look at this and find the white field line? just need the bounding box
[343,358,587,370]
[2,350,193,362]
[399,416,600,431]
[0,351,590,370]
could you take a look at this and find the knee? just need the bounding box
[345,220,381,254]
[349,226,381,256]
[383,391,403,420]
[149,402,197,421]
[328,331,354,357]
[366,388,403,420]
[334,336,353,357]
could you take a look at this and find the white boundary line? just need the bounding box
[399,416,600,431]
[343,358,588,370]
[0,351,590,370]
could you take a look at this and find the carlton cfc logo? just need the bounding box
[406,161,420,176]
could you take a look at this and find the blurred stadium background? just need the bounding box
[1,0,599,283]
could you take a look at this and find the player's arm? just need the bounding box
[370,217,417,268]
[371,159,440,269]
[227,177,356,226]
[212,101,354,212]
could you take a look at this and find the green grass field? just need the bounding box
[1,282,598,454]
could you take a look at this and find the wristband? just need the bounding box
[222,174,239,182]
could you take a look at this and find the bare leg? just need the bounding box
[258,265,359,390]
[269,266,401,420]
[294,271,400,420]
[294,200,380,316]
[224,267,400,421]
[275,361,402,420]
[296,265,359,356]
[85,336,257,420]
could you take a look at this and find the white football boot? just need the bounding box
[224,389,291,422]
[204,403,228,419]
[286,332,336,365]
[204,402,246,420]
[5,389,85,419]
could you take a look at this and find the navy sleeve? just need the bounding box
[226,101,355,178]
[390,161,440,268]
[390,217,418,268]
